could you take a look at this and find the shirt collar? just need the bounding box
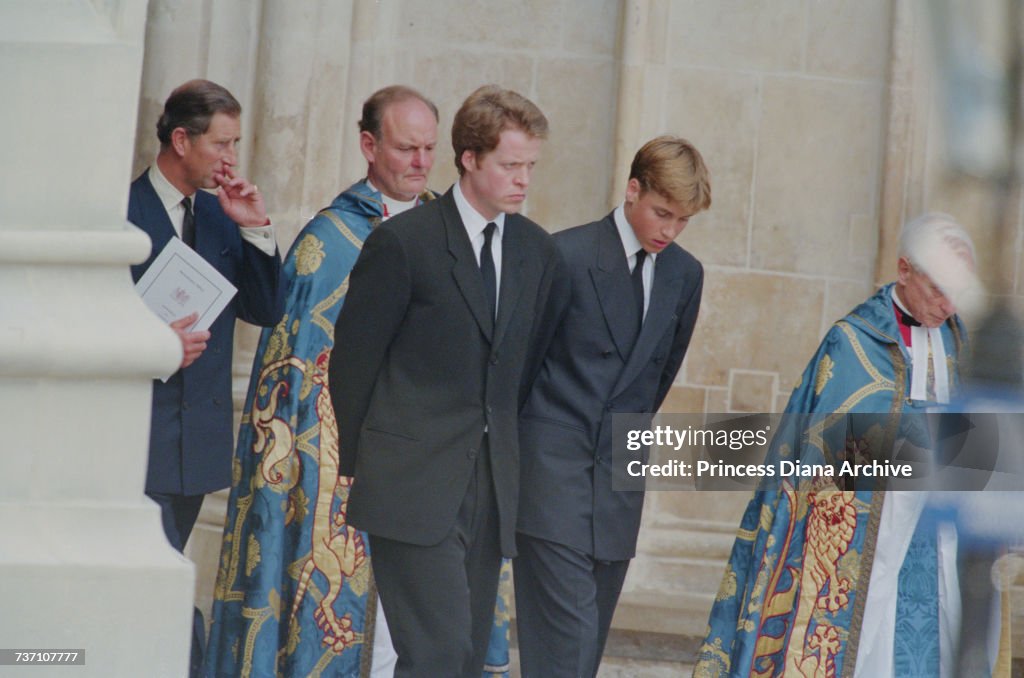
[453,180,505,241]
[891,286,913,317]
[366,179,417,218]
[148,163,189,213]
[613,203,656,264]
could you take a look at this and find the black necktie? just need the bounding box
[898,306,921,327]
[632,249,647,331]
[181,196,196,249]
[480,222,498,320]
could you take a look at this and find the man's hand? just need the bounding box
[213,166,268,228]
[170,312,210,368]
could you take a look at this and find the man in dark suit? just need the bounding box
[130,79,284,678]
[515,136,711,677]
[128,79,284,553]
[328,85,561,677]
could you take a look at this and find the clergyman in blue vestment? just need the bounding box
[205,86,512,678]
[695,213,993,677]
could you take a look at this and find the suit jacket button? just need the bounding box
[605,403,613,412]
[490,355,499,365]
[653,356,663,364]
[467,448,477,459]
[602,350,613,358]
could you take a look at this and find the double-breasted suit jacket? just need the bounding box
[518,214,703,561]
[129,172,284,496]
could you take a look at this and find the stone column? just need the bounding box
[610,0,671,203]
[876,0,927,286]
[186,0,366,628]
[0,2,194,676]
[248,0,359,241]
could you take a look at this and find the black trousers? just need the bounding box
[146,491,204,552]
[369,437,503,677]
[514,534,631,678]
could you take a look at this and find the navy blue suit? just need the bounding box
[128,171,283,541]
[515,214,703,677]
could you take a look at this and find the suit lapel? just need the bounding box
[611,247,685,399]
[590,216,640,361]
[493,217,526,350]
[442,190,494,343]
[193,192,214,257]
[136,173,177,264]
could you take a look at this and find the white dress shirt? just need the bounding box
[613,203,655,319]
[366,179,417,220]
[453,180,503,311]
[147,164,277,257]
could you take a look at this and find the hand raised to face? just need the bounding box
[213,166,268,228]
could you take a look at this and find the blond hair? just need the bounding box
[629,136,711,212]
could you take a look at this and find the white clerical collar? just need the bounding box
[149,163,189,214]
[890,286,950,404]
[453,179,505,241]
[614,203,657,264]
[366,179,417,219]
[891,286,913,318]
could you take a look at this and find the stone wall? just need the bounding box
[129,0,1024,657]
[612,0,893,634]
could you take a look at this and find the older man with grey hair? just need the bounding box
[205,85,442,678]
[696,213,982,678]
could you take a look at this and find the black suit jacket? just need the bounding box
[129,171,284,495]
[329,188,563,556]
[518,215,703,561]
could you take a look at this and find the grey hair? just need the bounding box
[899,212,983,317]
[899,212,976,268]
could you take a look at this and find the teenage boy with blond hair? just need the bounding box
[515,136,711,677]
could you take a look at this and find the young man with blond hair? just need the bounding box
[515,136,711,677]
[329,85,562,677]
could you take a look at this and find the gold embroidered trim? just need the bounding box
[836,322,891,387]
[815,354,834,395]
[842,337,906,676]
[360,572,378,678]
[842,488,886,678]
[295,234,326,276]
[218,492,254,604]
[846,312,900,346]
[309,278,349,336]
[320,209,365,251]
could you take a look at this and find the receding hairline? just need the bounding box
[359,85,439,139]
